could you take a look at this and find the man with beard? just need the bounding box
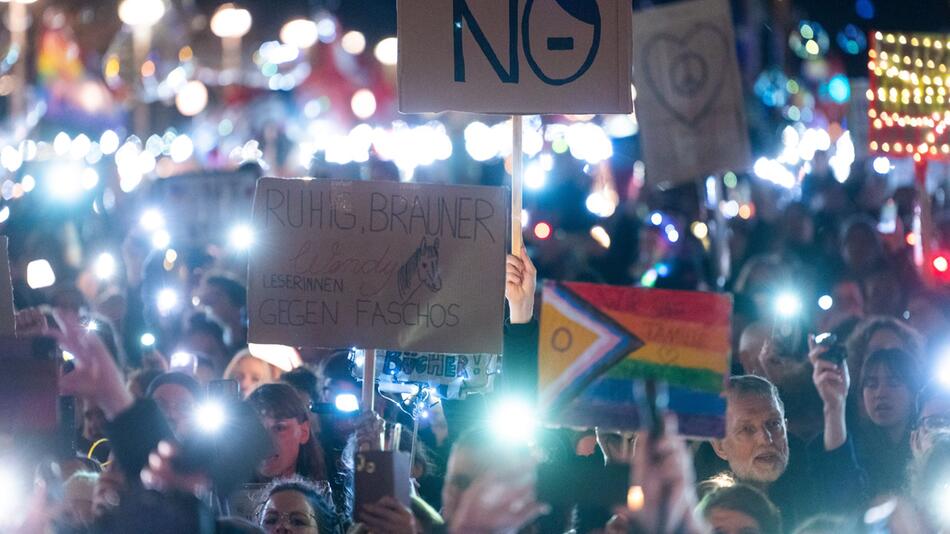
[711,375,866,530]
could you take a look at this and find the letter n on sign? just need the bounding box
[397,0,633,114]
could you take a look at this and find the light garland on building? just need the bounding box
[868,31,950,162]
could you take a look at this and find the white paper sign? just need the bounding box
[632,0,751,186]
[398,0,633,115]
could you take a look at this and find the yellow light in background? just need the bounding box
[141,60,155,78]
[590,225,611,249]
[691,221,709,240]
[178,46,193,62]
[104,56,120,79]
[341,31,366,55]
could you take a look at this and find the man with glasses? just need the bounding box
[711,375,866,530]
[912,382,950,460]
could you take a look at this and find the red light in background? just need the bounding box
[934,256,949,273]
[534,222,552,240]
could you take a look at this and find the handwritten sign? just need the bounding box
[150,169,259,247]
[247,178,507,354]
[378,351,498,399]
[397,0,633,114]
[631,0,750,187]
[539,282,731,437]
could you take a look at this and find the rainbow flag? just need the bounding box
[539,281,732,437]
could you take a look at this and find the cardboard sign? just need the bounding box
[397,0,633,114]
[377,351,498,399]
[539,282,731,437]
[150,169,259,247]
[631,0,750,187]
[0,236,14,336]
[867,32,950,161]
[247,178,507,354]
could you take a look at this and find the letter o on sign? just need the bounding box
[551,327,573,352]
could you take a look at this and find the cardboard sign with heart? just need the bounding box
[632,0,751,187]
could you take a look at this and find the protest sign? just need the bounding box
[631,0,750,187]
[397,0,633,114]
[867,31,950,162]
[377,351,498,399]
[150,168,259,247]
[539,281,731,437]
[847,78,870,161]
[247,178,508,355]
[0,236,14,336]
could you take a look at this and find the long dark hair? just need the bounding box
[247,383,327,482]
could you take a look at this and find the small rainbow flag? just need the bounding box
[539,281,732,437]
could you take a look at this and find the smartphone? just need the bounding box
[814,332,847,365]
[170,351,198,374]
[771,316,805,359]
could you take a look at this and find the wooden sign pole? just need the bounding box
[362,349,377,414]
[511,115,524,253]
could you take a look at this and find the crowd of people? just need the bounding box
[5,151,950,534]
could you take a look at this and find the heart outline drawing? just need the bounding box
[641,22,730,127]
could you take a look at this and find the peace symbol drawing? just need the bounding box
[641,22,730,127]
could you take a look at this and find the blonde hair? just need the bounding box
[224,350,282,382]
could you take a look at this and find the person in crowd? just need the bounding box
[854,348,921,497]
[256,477,339,534]
[912,381,950,461]
[78,400,111,463]
[697,483,782,534]
[179,312,231,376]
[844,317,922,420]
[281,367,320,412]
[147,371,202,439]
[55,470,99,530]
[840,216,886,280]
[438,428,548,533]
[126,368,164,399]
[907,433,950,531]
[711,374,865,529]
[227,349,282,398]
[246,383,327,483]
[197,272,248,354]
[313,351,359,523]
[791,515,857,534]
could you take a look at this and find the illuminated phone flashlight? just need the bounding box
[774,291,803,318]
[170,351,197,371]
[194,400,227,434]
[334,393,360,413]
[140,332,156,347]
[94,252,117,281]
[489,397,537,445]
[156,288,179,315]
[0,464,24,527]
[228,224,255,251]
[140,209,165,231]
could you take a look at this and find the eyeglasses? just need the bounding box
[917,415,950,431]
[260,511,317,529]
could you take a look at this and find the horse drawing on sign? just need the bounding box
[397,237,442,301]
